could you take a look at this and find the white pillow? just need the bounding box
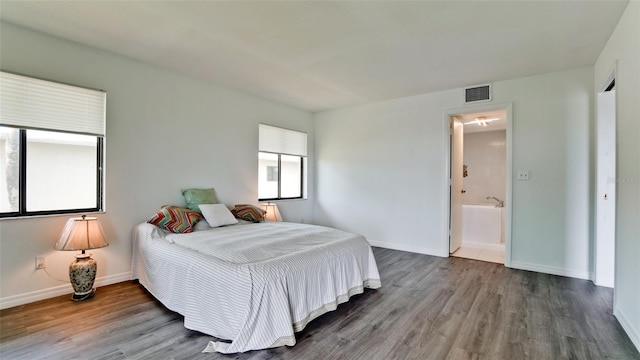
[192,219,211,231]
[198,204,238,228]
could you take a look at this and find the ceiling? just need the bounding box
[0,1,628,112]
[456,110,507,134]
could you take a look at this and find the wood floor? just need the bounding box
[2,248,638,360]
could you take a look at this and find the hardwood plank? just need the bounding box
[1,248,638,359]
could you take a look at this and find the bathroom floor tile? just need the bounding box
[477,249,505,264]
[451,246,504,264]
[451,246,481,259]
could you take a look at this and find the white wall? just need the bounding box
[463,130,507,206]
[0,22,314,308]
[314,66,593,279]
[594,1,640,350]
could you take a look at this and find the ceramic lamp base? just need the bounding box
[69,253,97,302]
[71,289,96,301]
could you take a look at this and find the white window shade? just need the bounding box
[259,124,307,156]
[0,71,106,136]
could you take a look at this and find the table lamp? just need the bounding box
[54,215,109,301]
[262,202,282,222]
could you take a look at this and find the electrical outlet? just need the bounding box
[35,256,46,270]
[517,170,530,181]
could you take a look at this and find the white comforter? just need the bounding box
[131,221,381,353]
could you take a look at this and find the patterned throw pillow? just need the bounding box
[148,205,203,233]
[181,188,218,213]
[231,204,266,223]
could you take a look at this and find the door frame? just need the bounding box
[442,103,513,267]
[449,116,464,253]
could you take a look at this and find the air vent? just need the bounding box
[465,84,492,103]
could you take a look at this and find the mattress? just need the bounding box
[131,221,381,353]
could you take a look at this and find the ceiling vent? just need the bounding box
[464,84,492,103]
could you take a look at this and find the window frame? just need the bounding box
[258,151,305,201]
[0,127,104,218]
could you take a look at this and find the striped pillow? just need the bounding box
[148,205,203,233]
[231,204,266,223]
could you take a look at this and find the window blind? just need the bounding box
[0,71,106,136]
[259,124,307,156]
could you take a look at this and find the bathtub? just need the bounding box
[461,204,505,251]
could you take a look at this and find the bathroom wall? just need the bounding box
[463,130,506,205]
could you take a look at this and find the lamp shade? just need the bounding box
[54,215,109,251]
[262,202,282,222]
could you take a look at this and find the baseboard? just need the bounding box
[594,277,615,288]
[0,271,131,310]
[614,305,640,352]
[509,260,590,280]
[368,240,445,257]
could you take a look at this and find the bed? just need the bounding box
[131,220,381,354]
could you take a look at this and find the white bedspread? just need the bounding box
[131,221,381,354]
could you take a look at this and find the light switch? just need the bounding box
[517,170,530,181]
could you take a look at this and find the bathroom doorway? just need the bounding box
[445,104,512,265]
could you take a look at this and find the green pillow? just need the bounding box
[181,188,218,213]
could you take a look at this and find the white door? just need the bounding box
[450,117,464,253]
[595,89,616,287]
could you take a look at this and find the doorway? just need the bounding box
[594,73,616,288]
[444,104,513,266]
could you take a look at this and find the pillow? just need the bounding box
[231,204,266,223]
[199,204,238,228]
[181,188,218,213]
[193,219,211,231]
[148,205,203,233]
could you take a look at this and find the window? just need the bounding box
[266,166,278,182]
[0,71,106,218]
[258,124,307,200]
